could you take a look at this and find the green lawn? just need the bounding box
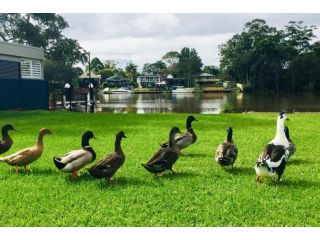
[0,110,319,226]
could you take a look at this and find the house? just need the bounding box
[78,71,101,88]
[196,73,234,92]
[164,75,194,88]
[0,41,47,110]
[137,74,161,88]
[105,75,133,88]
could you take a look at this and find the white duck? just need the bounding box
[255,112,290,183]
[53,131,96,179]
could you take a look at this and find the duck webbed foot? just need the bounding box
[155,172,164,177]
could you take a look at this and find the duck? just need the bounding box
[0,128,53,174]
[255,112,290,183]
[215,127,238,167]
[284,126,296,159]
[53,131,96,179]
[0,124,17,155]
[160,115,197,150]
[142,127,181,176]
[88,131,127,183]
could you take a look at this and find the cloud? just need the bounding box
[61,13,320,70]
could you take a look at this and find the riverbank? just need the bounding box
[0,111,319,226]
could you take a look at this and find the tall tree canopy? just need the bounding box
[0,13,88,88]
[175,47,203,79]
[219,19,317,91]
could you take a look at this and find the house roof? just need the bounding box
[106,75,130,82]
[79,71,100,79]
[199,73,214,77]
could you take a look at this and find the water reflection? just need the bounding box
[97,91,320,114]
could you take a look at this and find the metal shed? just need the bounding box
[0,41,47,110]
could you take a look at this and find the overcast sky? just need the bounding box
[61,13,320,70]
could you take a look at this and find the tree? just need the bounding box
[175,47,203,79]
[0,13,87,67]
[0,13,67,48]
[125,62,138,82]
[202,65,220,76]
[162,51,179,74]
[142,61,167,75]
[88,57,104,73]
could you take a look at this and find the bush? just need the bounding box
[221,102,235,113]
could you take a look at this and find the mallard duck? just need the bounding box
[215,127,238,167]
[284,126,296,159]
[0,128,53,174]
[0,124,17,155]
[53,131,96,179]
[255,112,290,183]
[160,115,197,150]
[142,127,181,176]
[88,131,127,183]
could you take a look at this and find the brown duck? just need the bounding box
[88,131,127,183]
[142,127,181,176]
[0,128,53,174]
[160,116,197,150]
[0,124,17,155]
[215,127,238,167]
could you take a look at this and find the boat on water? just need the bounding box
[103,87,134,94]
[171,86,194,93]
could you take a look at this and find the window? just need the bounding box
[21,59,42,79]
[0,60,20,80]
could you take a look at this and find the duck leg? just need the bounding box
[106,178,113,184]
[24,165,27,172]
[256,175,263,184]
[15,165,19,174]
[71,171,78,179]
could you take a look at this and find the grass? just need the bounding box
[0,110,319,226]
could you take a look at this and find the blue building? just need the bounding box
[0,41,47,110]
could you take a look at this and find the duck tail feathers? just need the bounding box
[159,143,168,148]
[53,157,66,170]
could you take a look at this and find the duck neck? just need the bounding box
[82,137,90,148]
[1,128,10,140]
[227,130,232,143]
[272,119,289,146]
[115,136,123,153]
[186,119,193,130]
[169,132,176,148]
[37,133,44,147]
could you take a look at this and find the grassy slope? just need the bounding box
[0,111,319,226]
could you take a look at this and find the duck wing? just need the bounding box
[0,147,34,165]
[88,152,125,178]
[160,131,193,149]
[258,144,288,168]
[58,149,89,164]
[175,132,193,150]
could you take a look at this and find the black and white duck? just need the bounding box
[255,112,290,183]
[88,131,126,183]
[53,131,96,179]
[0,124,17,155]
[142,127,181,176]
[160,115,197,150]
[215,127,238,167]
[284,126,296,159]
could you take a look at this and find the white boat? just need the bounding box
[110,87,134,94]
[171,86,194,93]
